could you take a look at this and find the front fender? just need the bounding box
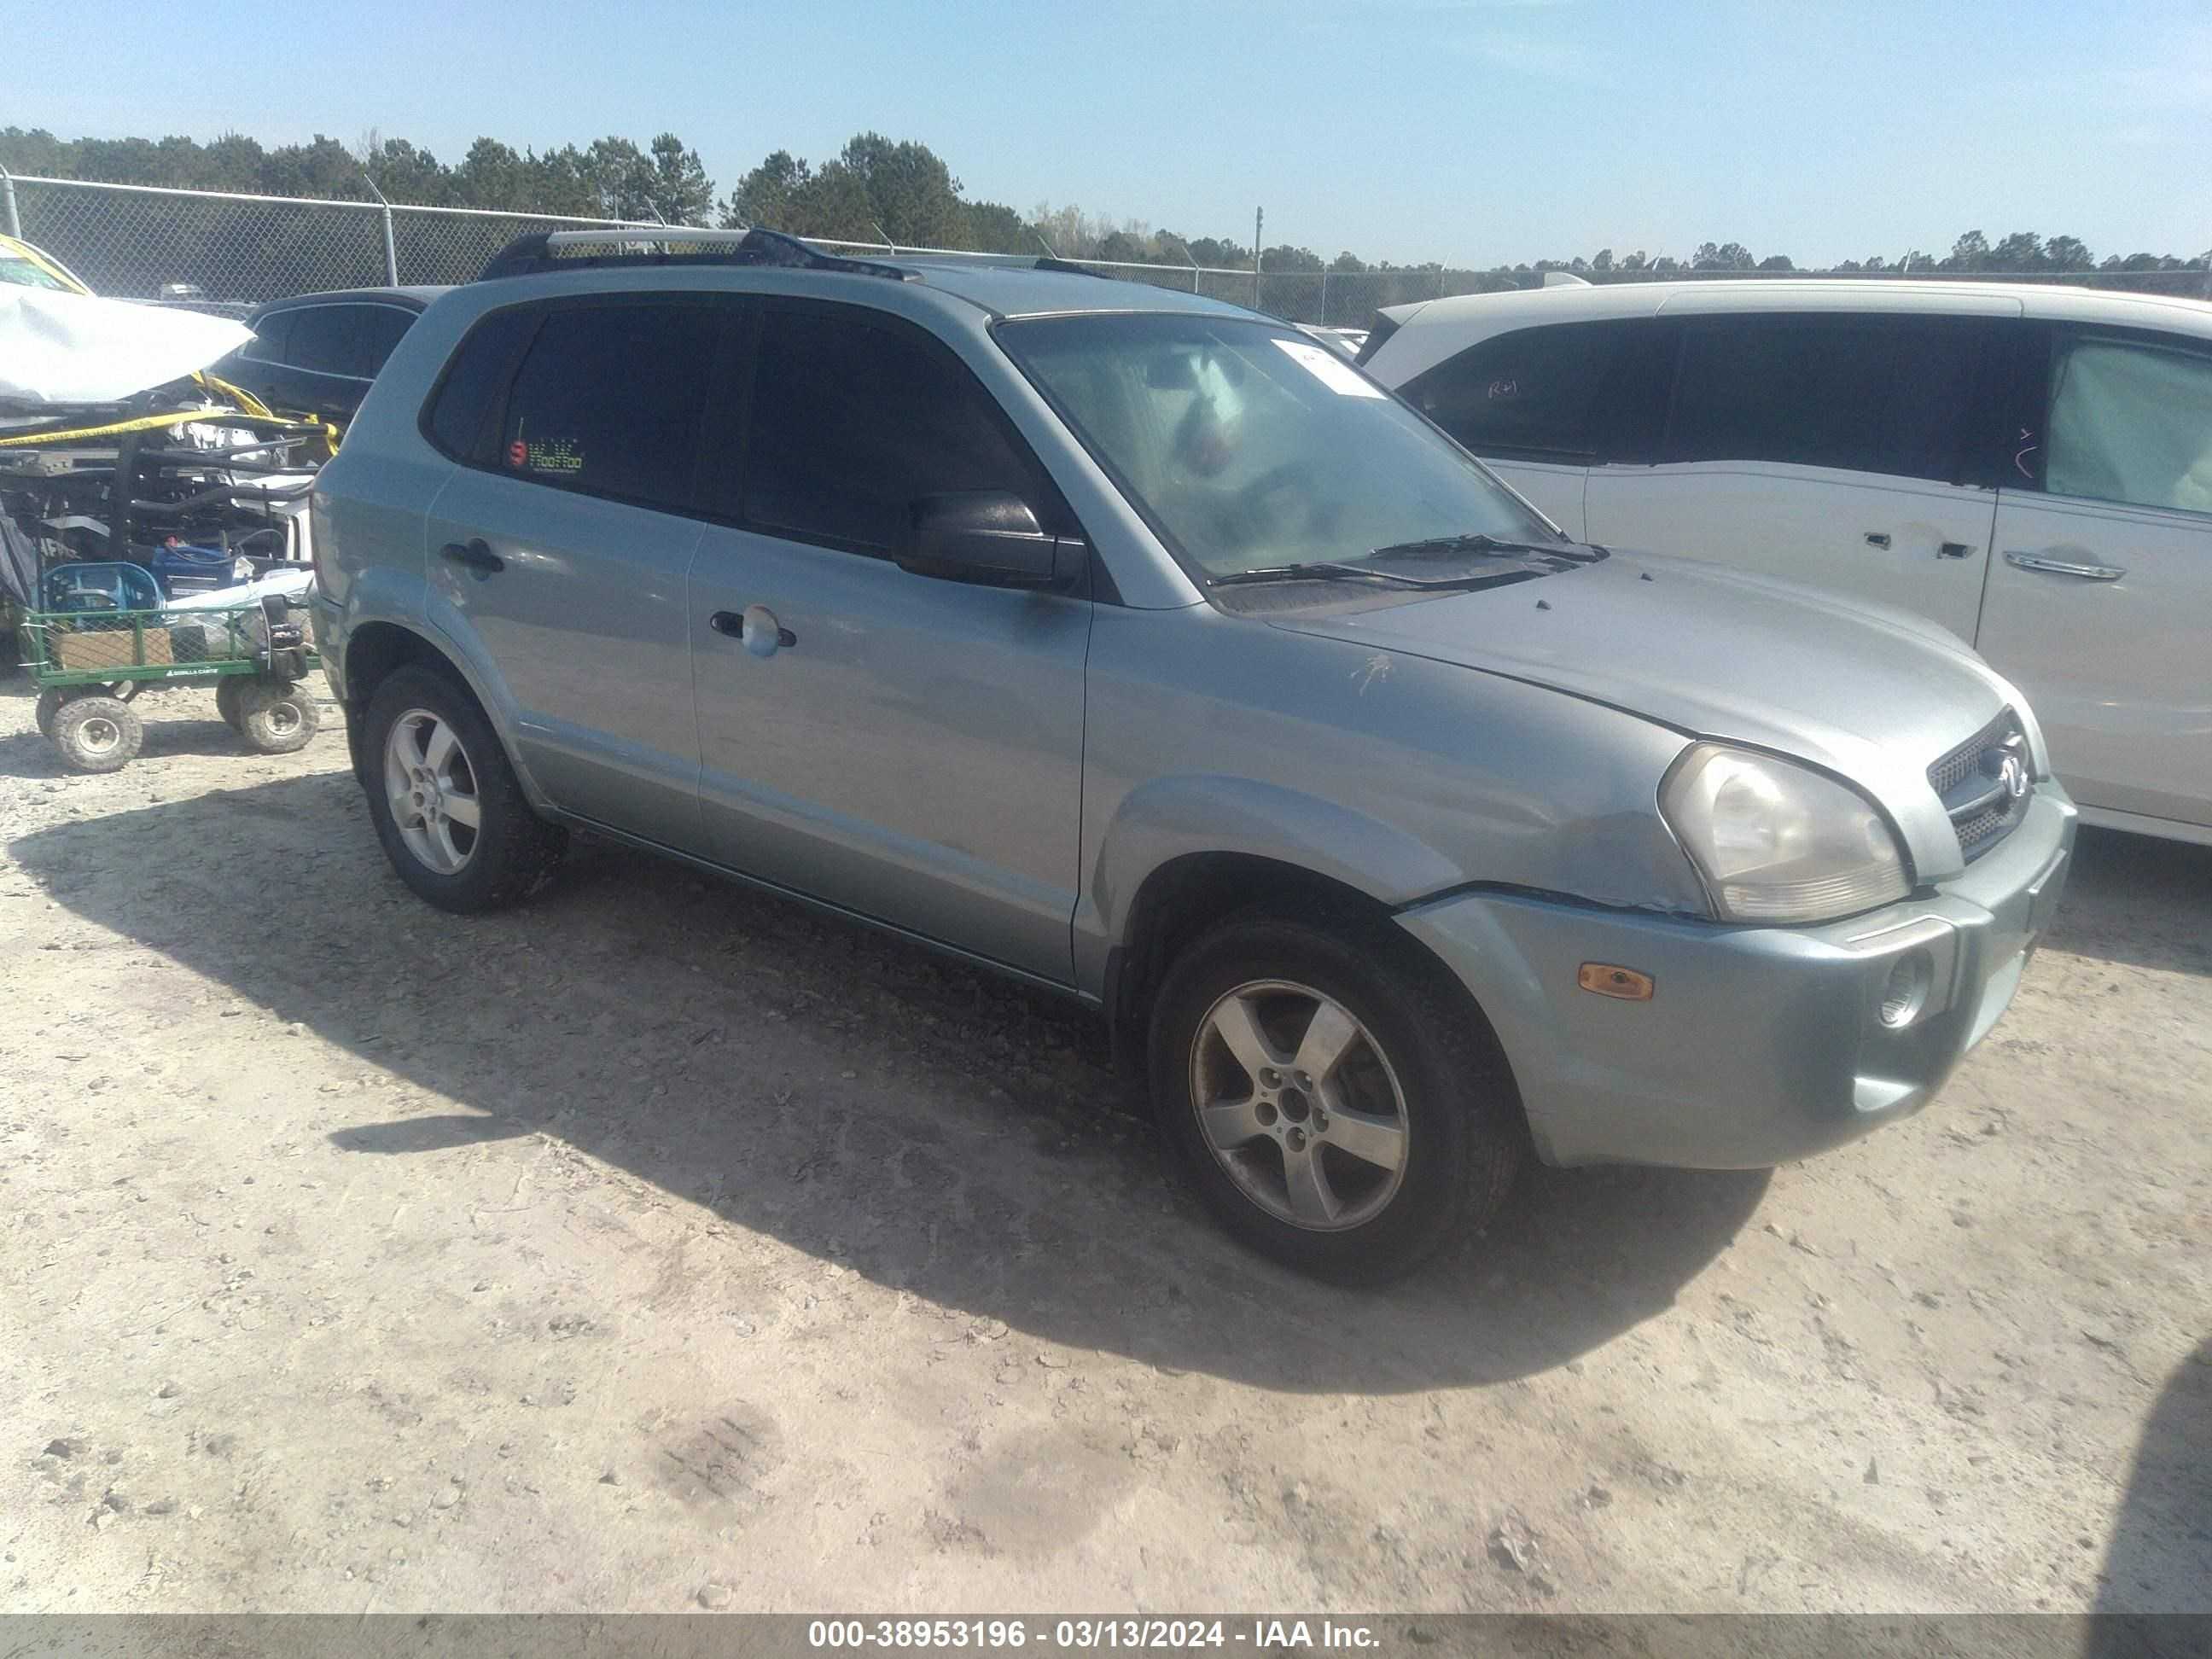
[1079,772,1465,987]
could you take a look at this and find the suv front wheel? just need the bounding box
[361,663,566,912]
[1150,908,1522,1282]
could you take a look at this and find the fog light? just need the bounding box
[1878,950,1933,1028]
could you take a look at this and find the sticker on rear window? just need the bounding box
[1272,337,1386,399]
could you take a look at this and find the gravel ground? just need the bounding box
[1,674,2206,1616]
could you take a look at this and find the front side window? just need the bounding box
[1400,320,1631,461]
[743,304,1051,553]
[495,302,721,512]
[998,311,1560,581]
[1664,315,1986,483]
[2045,334,2212,515]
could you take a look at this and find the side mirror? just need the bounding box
[903,492,1085,591]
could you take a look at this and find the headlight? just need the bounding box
[1661,744,1910,924]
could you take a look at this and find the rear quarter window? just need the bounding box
[421,306,538,464]
[1400,320,1635,462]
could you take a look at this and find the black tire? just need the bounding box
[361,661,565,913]
[49,695,143,774]
[214,675,246,731]
[233,680,320,754]
[1148,906,1522,1283]
[34,685,90,742]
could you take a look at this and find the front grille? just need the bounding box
[1928,709,2033,862]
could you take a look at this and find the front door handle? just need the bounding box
[439,538,504,575]
[710,608,797,653]
[2003,550,2126,581]
[1937,541,1975,559]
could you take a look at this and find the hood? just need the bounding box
[0,288,252,405]
[1267,549,2040,874]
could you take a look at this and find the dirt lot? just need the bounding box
[1,674,2206,1617]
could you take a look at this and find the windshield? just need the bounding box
[997,311,1563,582]
[0,253,79,293]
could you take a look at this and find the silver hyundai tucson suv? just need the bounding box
[310,228,2075,1280]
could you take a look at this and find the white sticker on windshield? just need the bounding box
[1272,336,1387,398]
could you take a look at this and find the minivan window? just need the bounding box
[422,306,537,465]
[998,312,1560,580]
[2045,334,2212,516]
[287,306,368,378]
[1665,316,1985,483]
[1400,320,1632,461]
[743,304,1050,554]
[495,301,721,513]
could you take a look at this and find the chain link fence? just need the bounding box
[0,174,661,306]
[8,172,2209,324]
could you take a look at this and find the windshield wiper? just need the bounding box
[1368,532,1602,563]
[1210,560,1540,591]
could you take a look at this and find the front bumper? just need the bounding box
[1398,786,2075,1168]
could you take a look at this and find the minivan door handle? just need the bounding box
[439,538,504,575]
[2003,550,2126,581]
[1936,541,1975,559]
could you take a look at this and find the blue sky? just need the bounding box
[15,0,2209,267]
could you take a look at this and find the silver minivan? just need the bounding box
[311,231,2075,1280]
[1360,277,2212,847]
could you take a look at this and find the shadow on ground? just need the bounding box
[2088,1337,2212,1644]
[0,715,269,778]
[2043,827,2212,980]
[15,772,1781,1393]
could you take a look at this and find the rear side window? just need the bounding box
[358,306,416,375]
[1664,316,1988,482]
[743,304,1051,553]
[2044,333,2212,515]
[288,306,368,377]
[240,310,292,364]
[422,306,536,464]
[1400,321,1633,462]
[495,302,721,512]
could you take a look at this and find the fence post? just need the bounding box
[1319,270,1329,325]
[362,174,399,285]
[0,165,19,240]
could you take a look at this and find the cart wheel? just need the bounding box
[214,677,246,731]
[50,696,143,774]
[235,680,321,754]
[35,686,91,742]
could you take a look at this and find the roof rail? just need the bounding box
[1031,255,1117,280]
[475,225,916,284]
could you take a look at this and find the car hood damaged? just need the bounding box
[1267,549,2036,873]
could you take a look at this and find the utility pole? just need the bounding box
[1253,206,1264,308]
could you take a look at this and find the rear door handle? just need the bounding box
[2003,550,2125,581]
[439,538,504,575]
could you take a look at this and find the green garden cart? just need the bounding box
[20,562,321,772]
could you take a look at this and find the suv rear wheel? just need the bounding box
[1149,907,1522,1282]
[362,663,565,912]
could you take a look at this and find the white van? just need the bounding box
[1359,279,2212,845]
